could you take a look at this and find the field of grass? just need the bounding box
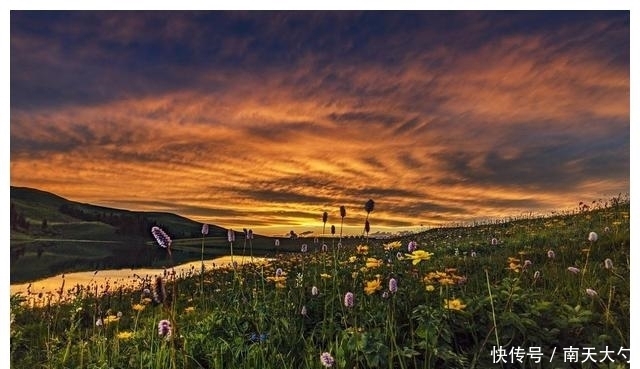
[9,200,630,369]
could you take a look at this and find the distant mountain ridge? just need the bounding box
[10,186,227,239]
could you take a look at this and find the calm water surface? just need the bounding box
[10,255,272,301]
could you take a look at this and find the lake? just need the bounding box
[10,255,272,306]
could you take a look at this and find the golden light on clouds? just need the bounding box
[11,11,629,236]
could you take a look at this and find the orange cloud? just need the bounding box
[11,12,629,236]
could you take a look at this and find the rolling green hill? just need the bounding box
[10,186,216,239]
[9,187,297,283]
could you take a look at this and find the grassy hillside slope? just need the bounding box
[10,187,296,283]
[9,196,630,369]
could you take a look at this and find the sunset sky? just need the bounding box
[9,11,630,237]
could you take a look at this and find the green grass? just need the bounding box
[48,221,122,239]
[9,200,630,369]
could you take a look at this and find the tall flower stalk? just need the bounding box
[322,211,328,249]
[339,206,346,243]
[364,199,374,243]
[248,229,254,263]
[228,229,236,278]
[200,224,209,297]
[330,225,336,250]
[242,228,248,265]
[364,220,370,244]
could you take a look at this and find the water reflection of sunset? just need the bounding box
[10,256,272,306]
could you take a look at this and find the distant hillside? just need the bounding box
[10,186,228,239]
[9,187,298,283]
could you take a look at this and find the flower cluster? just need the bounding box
[151,226,172,249]
[320,352,335,367]
[344,292,354,307]
[266,274,287,289]
[388,278,398,294]
[507,257,522,273]
[365,258,383,269]
[383,241,402,251]
[364,278,382,295]
[356,245,369,255]
[444,298,466,311]
[405,250,433,265]
[567,266,581,274]
[158,319,172,338]
[407,241,417,252]
[423,269,466,287]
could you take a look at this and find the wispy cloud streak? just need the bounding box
[10,11,629,234]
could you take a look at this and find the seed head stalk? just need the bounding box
[248,229,254,264]
[363,199,374,244]
[339,206,346,243]
[227,229,237,289]
[199,224,208,298]
[242,229,248,266]
[330,224,336,251]
[322,211,328,250]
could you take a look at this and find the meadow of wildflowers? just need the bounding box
[10,198,630,368]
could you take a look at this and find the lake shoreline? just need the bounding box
[10,255,274,303]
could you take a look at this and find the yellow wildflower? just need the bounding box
[365,258,383,269]
[320,273,332,279]
[352,271,359,279]
[356,245,369,255]
[508,262,521,272]
[426,285,435,292]
[266,276,287,283]
[383,241,402,251]
[116,331,134,340]
[444,298,466,311]
[184,306,195,313]
[439,278,455,286]
[405,250,433,265]
[103,315,120,324]
[142,298,152,305]
[364,278,382,295]
[132,304,145,312]
[424,269,467,287]
[348,256,357,263]
[506,256,522,273]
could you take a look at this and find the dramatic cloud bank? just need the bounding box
[10,11,630,235]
